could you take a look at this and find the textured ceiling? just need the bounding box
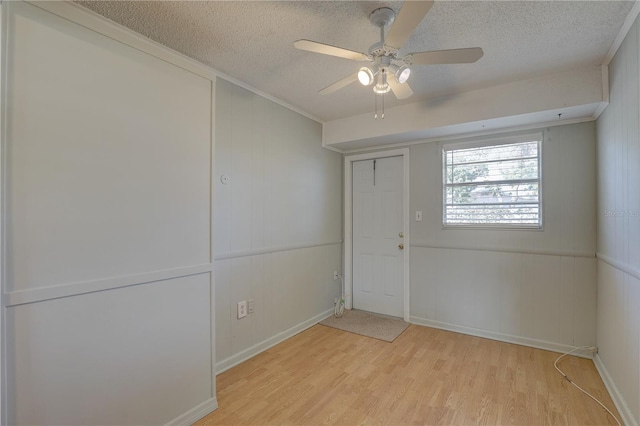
[76,1,634,122]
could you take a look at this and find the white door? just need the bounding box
[352,156,404,317]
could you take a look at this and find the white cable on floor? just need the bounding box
[334,274,345,318]
[554,347,622,426]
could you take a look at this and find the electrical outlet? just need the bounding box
[333,270,338,280]
[237,301,247,319]
[248,299,255,314]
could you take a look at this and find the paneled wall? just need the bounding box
[214,80,343,371]
[596,14,640,426]
[3,2,216,424]
[409,123,597,353]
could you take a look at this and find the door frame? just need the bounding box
[344,148,410,322]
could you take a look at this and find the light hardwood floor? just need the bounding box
[196,324,620,425]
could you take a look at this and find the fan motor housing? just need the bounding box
[368,41,384,56]
[369,7,395,29]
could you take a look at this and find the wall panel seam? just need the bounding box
[215,240,343,261]
[411,241,595,258]
[5,264,214,307]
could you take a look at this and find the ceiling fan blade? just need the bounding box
[294,40,369,61]
[384,1,434,50]
[319,73,359,95]
[388,79,414,100]
[409,47,484,65]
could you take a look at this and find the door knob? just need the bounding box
[398,243,404,250]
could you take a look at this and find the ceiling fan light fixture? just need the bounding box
[389,64,411,84]
[373,82,391,94]
[396,65,411,84]
[294,1,483,120]
[357,66,376,86]
[373,70,390,94]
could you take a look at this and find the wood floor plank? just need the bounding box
[196,324,621,425]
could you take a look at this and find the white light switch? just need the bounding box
[415,211,423,222]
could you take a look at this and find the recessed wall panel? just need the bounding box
[7,274,212,426]
[6,3,212,292]
[2,3,216,425]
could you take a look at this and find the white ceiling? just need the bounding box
[76,1,634,123]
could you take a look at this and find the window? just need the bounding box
[442,135,542,228]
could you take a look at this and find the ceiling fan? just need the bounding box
[293,1,483,100]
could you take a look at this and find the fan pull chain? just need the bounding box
[374,93,385,120]
[374,93,378,119]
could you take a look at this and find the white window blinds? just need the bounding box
[443,137,542,228]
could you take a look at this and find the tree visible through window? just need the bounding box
[443,137,542,227]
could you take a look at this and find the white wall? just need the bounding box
[596,13,640,426]
[214,79,343,371]
[409,123,597,353]
[3,2,216,424]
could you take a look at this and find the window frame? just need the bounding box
[441,133,544,230]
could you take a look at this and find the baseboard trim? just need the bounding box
[593,353,639,426]
[410,316,594,359]
[164,397,218,426]
[216,308,334,374]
